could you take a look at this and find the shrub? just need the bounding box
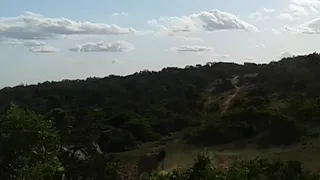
[123,119,160,142]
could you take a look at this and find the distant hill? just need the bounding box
[1,52,320,153]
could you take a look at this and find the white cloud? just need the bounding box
[174,36,204,42]
[0,11,137,40]
[288,4,309,17]
[277,51,310,59]
[271,25,302,35]
[212,54,229,59]
[148,9,259,34]
[276,13,294,21]
[278,17,320,34]
[300,17,320,33]
[291,0,320,8]
[0,38,22,45]
[248,7,275,22]
[192,10,259,32]
[248,44,265,49]
[29,45,58,53]
[0,38,47,47]
[171,45,214,52]
[111,59,123,64]
[284,25,303,34]
[279,51,295,58]
[244,56,254,61]
[248,11,270,22]
[262,8,276,13]
[147,16,197,34]
[112,12,128,16]
[279,0,320,20]
[310,6,319,13]
[69,40,134,52]
[23,40,47,47]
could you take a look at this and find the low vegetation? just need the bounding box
[151,154,320,180]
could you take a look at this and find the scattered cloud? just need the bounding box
[276,17,320,34]
[300,18,320,33]
[276,13,294,21]
[148,9,259,35]
[262,8,276,13]
[111,59,123,64]
[212,54,229,59]
[248,44,265,49]
[69,40,134,52]
[192,10,259,32]
[278,0,320,20]
[0,38,22,45]
[0,11,137,41]
[244,56,254,61]
[23,40,47,47]
[171,45,214,52]
[112,12,128,16]
[271,25,302,35]
[248,7,275,22]
[174,36,204,42]
[277,51,313,59]
[288,3,309,17]
[147,16,197,35]
[278,51,295,58]
[0,38,48,47]
[29,45,58,53]
[248,11,270,22]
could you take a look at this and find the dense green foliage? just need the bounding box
[0,104,123,180]
[2,53,320,179]
[185,107,305,147]
[0,104,61,180]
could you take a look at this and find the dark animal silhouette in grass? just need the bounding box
[137,149,167,178]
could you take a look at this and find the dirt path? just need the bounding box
[221,86,240,113]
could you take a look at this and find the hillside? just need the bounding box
[2,52,320,179]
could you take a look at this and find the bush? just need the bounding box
[123,119,160,142]
[186,108,303,147]
[267,114,300,145]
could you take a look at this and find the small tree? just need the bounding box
[0,103,61,180]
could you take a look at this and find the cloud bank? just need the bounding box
[69,40,134,52]
[148,9,259,36]
[0,11,137,41]
[171,45,214,52]
[29,45,58,53]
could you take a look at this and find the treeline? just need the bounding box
[0,63,238,153]
[1,53,320,152]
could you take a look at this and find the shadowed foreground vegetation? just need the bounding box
[2,53,320,179]
[151,154,320,180]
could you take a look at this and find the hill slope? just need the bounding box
[1,53,320,153]
[3,53,320,179]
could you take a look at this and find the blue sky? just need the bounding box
[1,0,320,87]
